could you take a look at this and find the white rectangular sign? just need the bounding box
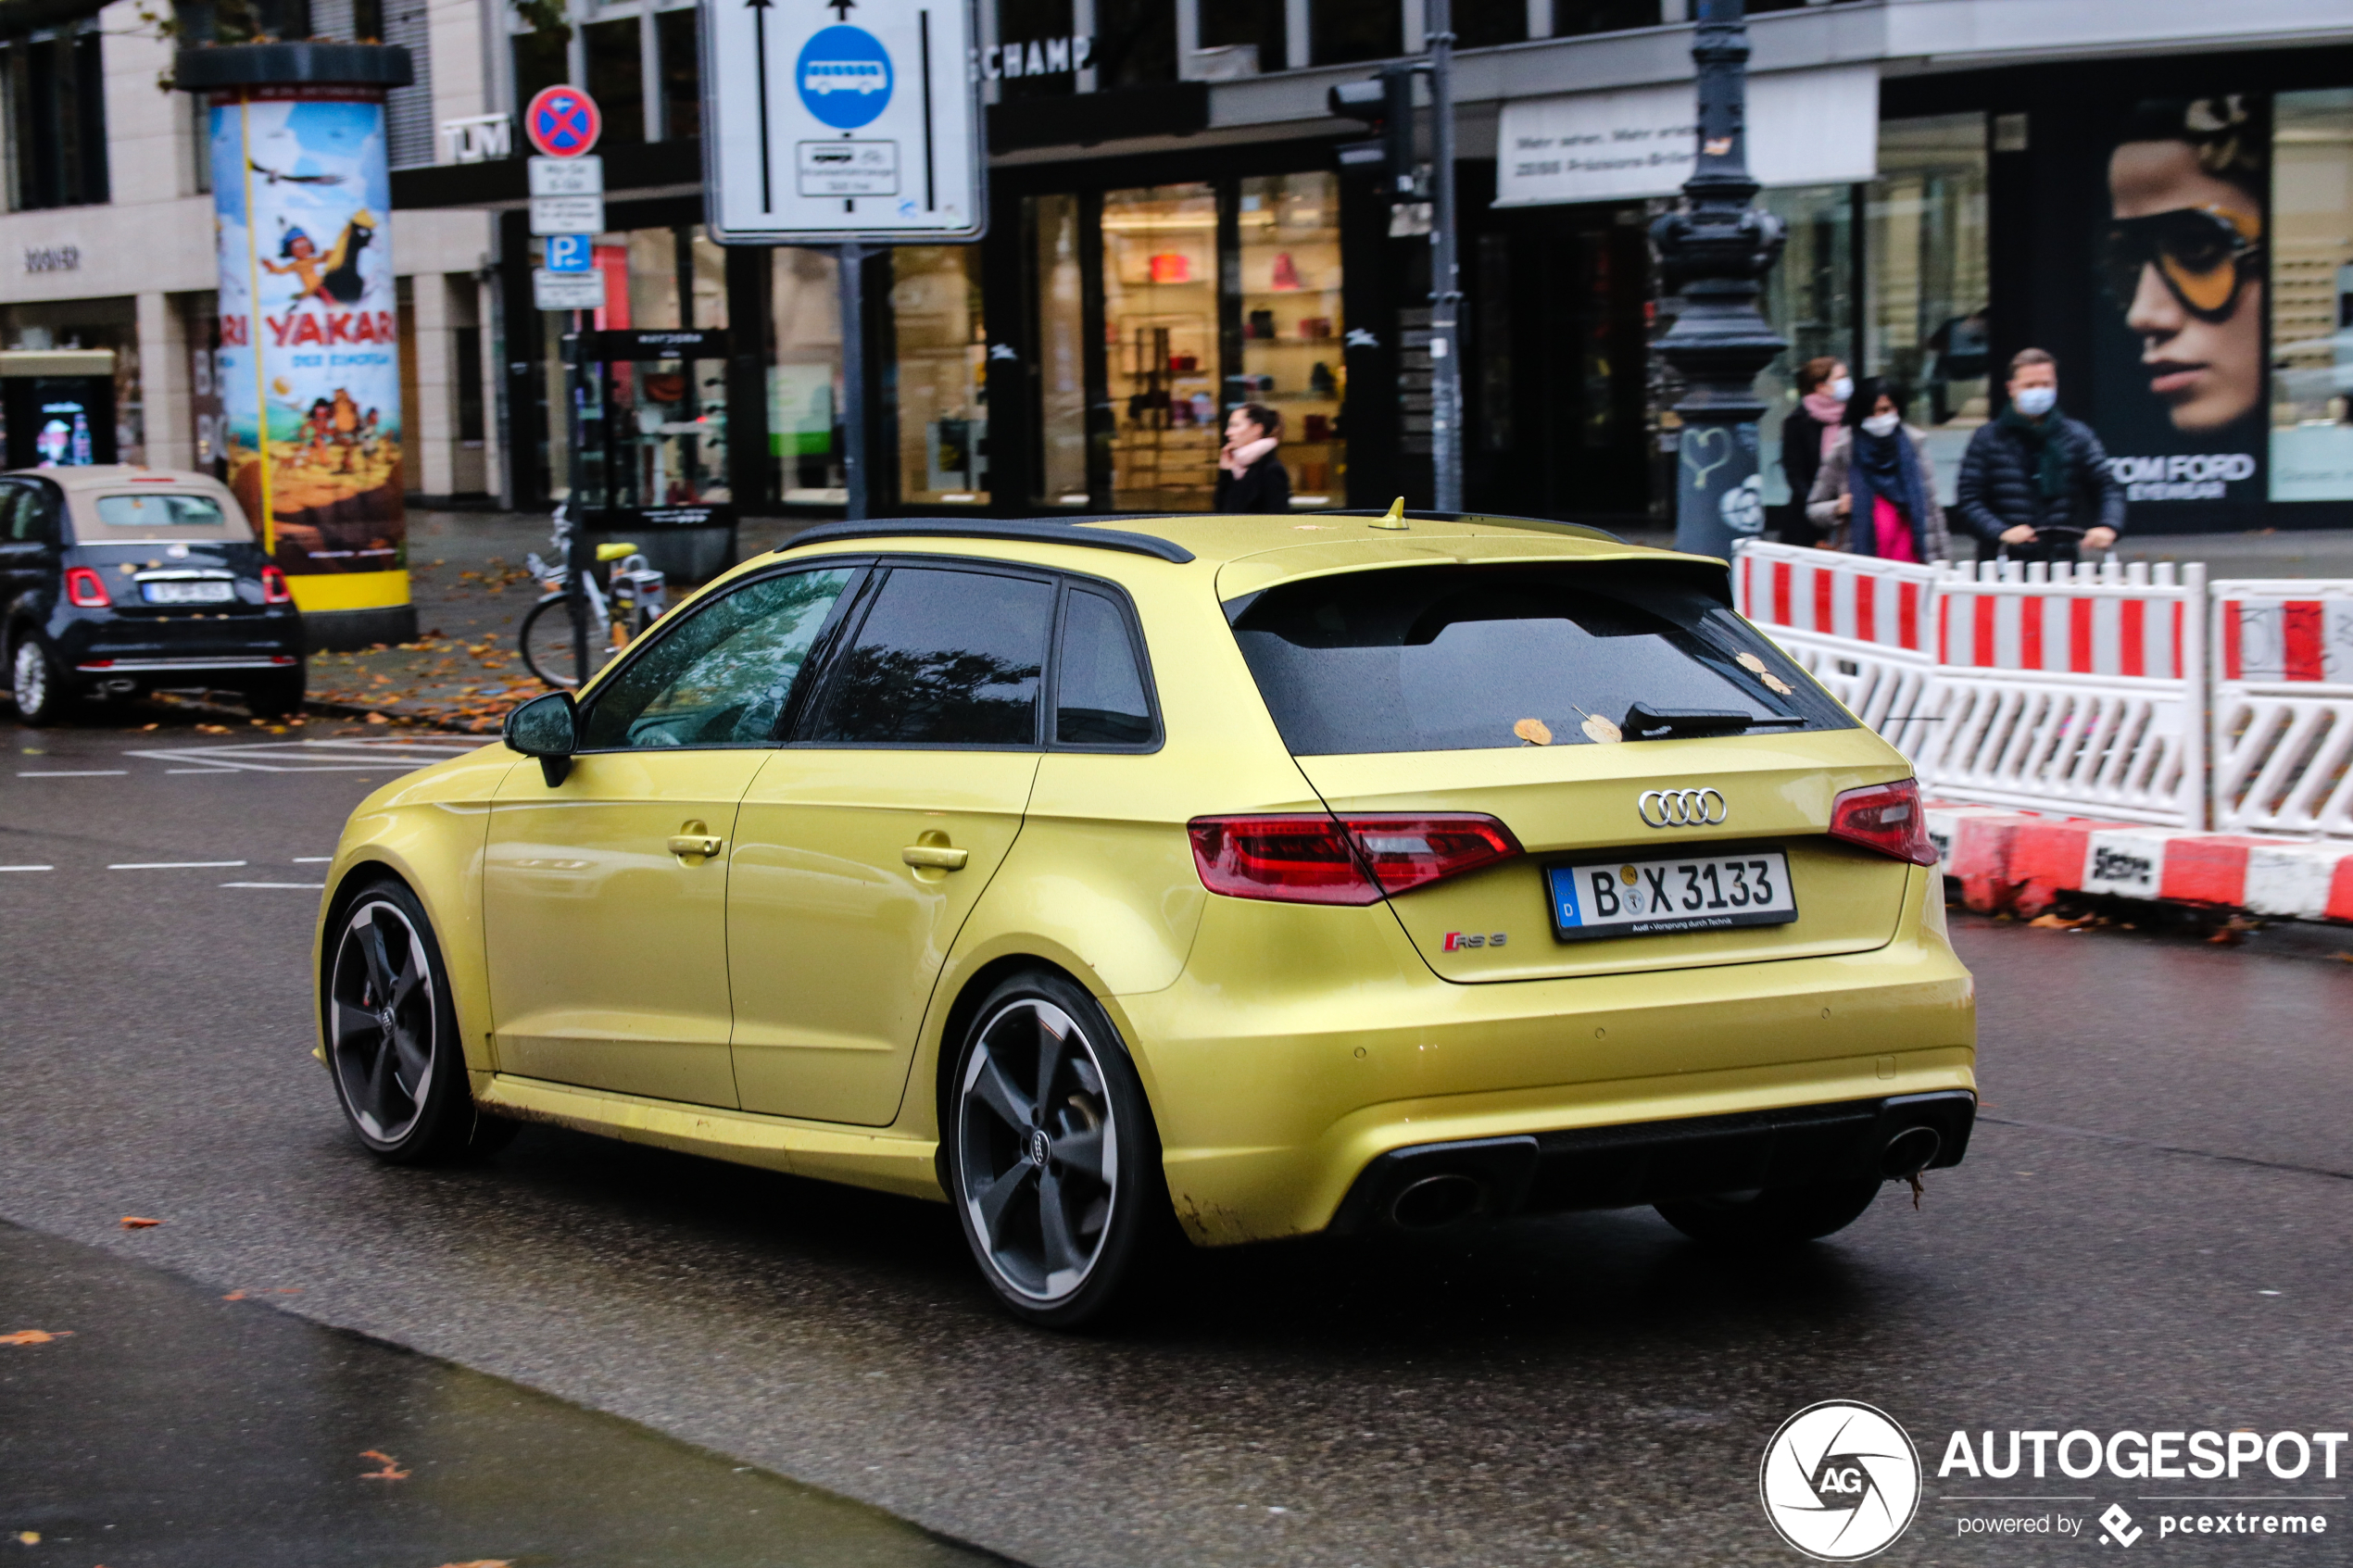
[530,195,607,235]
[529,155,603,196]
[1495,66,1879,208]
[700,0,984,244]
[534,268,609,311]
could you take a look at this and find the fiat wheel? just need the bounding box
[948,972,1163,1329]
[11,633,73,725]
[325,880,508,1163]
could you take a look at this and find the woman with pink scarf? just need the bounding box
[1214,403,1291,514]
[1778,357,1850,547]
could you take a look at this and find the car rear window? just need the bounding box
[1227,563,1848,756]
[83,492,251,541]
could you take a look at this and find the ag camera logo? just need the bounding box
[1760,1401,1922,1561]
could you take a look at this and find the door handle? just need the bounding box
[901,844,970,871]
[669,827,724,859]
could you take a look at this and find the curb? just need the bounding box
[1926,803,2353,927]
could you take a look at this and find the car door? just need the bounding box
[0,480,56,608]
[483,563,862,1107]
[726,561,1060,1125]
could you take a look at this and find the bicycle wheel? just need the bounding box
[520,595,598,689]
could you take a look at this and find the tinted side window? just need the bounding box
[808,567,1052,746]
[1055,589,1153,746]
[580,568,857,749]
[3,484,51,543]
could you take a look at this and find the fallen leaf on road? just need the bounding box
[434,1561,513,1567]
[359,1449,411,1480]
[195,723,231,734]
[120,1216,163,1229]
[1,1329,74,1345]
[15,1530,37,1543]
[222,1290,247,1300]
[365,712,389,725]
[2027,912,2091,929]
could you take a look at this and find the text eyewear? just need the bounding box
[2100,206,2264,324]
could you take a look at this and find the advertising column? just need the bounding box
[175,43,418,647]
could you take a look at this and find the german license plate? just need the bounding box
[142,579,234,605]
[1546,849,1797,941]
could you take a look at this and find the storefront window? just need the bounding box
[2271,89,2353,501]
[1237,173,1344,504]
[771,247,844,505]
[1755,183,1857,507]
[891,245,988,506]
[1103,182,1220,510]
[1867,114,1990,498]
[1027,193,1089,506]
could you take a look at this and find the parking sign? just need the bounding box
[544,233,593,272]
[699,0,983,244]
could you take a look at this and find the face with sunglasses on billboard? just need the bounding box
[2105,95,2267,435]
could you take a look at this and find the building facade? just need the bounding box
[4,0,2350,546]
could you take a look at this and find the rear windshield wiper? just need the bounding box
[1621,703,1808,741]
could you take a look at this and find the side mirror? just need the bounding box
[503,690,578,786]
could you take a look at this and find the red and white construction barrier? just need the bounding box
[1734,543,2353,923]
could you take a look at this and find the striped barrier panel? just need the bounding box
[1731,543,1943,760]
[2210,581,2353,841]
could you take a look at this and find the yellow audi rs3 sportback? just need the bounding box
[314,511,1975,1328]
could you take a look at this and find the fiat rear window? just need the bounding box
[82,492,251,541]
[1226,563,1848,756]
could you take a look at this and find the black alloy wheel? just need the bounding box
[325,880,510,1163]
[1654,1177,1883,1248]
[949,972,1163,1328]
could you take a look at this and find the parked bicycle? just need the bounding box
[519,505,669,688]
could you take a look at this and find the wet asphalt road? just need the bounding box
[3,709,2349,1567]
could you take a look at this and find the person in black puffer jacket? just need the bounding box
[1955,347,2126,562]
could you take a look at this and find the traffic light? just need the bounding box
[1328,66,1416,199]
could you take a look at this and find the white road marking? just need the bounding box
[1,864,55,872]
[16,770,129,777]
[123,736,481,774]
[291,857,333,863]
[220,881,325,890]
[109,860,248,871]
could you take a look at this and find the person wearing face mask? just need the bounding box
[1955,348,2125,562]
[1805,378,1952,563]
[1777,357,1850,547]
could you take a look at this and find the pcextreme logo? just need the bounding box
[1759,1400,1923,1561]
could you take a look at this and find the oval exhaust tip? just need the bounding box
[1880,1124,1942,1180]
[1390,1173,1486,1231]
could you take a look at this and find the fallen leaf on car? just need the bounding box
[1580,714,1622,745]
[359,1449,411,1480]
[1,1329,73,1345]
[120,1216,163,1229]
[1735,651,1769,674]
[1512,718,1552,746]
[1761,673,1794,696]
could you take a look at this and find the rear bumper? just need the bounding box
[57,608,303,678]
[1327,1090,1975,1234]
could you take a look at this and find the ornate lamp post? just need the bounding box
[1651,0,1786,559]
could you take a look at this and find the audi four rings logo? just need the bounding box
[1638,788,1729,827]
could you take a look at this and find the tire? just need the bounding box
[10,632,74,725]
[322,877,511,1165]
[519,595,596,689]
[946,970,1166,1330]
[1655,1178,1883,1249]
[244,670,306,719]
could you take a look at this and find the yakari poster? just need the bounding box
[210,87,404,574]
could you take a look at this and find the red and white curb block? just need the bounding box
[1927,803,2353,923]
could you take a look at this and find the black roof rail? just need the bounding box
[1320,509,1629,545]
[770,518,1196,564]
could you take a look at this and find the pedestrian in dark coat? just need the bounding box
[1778,356,1850,547]
[1806,378,1953,563]
[1955,348,2126,561]
[1214,403,1291,514]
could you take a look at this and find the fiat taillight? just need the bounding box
[260,565,294,605]
[1828,778,1939,866]
[1188,812,1521,904]
[64,567,110,608]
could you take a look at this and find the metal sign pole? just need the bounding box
[839,241,868,520]
[1425,0,1463,514]
[565,310,592,684]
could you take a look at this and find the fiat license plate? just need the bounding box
[1546,850,1797,941]
[142,579,234,605]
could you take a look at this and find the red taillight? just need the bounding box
[64,567,110,608]
[260,565,294,605]
[1828,778,1939,866]
[1188,812,1521,904]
